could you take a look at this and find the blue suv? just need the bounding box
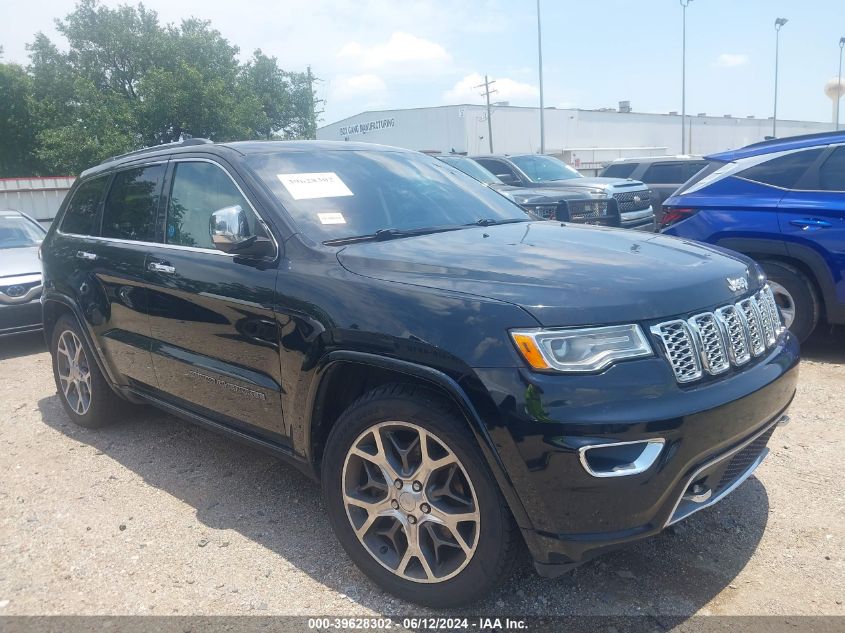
[662,131,845,341]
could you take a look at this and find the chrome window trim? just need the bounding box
[56,157,280,260]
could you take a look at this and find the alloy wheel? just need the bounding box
[56,330,93,416]
[341,421,480,583]
[768,280,796,328]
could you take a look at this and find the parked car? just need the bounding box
[0,210,47,337]
[471,154,656,231]
[601,155,711,223]
[41,139,797,607]
[436,154,617,226]
[662,131,845,342]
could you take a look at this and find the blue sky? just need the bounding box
[2,0,843,125]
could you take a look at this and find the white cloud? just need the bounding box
[715,53,749,68]
[337,32,450,70]
[331,73,387,100]
[443,73,539,104]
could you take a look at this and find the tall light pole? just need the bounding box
[772,17,788,138]
[537,0,545,154]
[680,0,692,154]
[837,37,845,131]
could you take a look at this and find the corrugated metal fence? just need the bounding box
[0,177,75,228]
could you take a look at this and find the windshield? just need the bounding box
[510,155,583,183]
[246,149,529,242]
[436,155,503,185]
[0,215,46,248]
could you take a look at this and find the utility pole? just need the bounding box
[837,37,845,131]
[680,0,693,154]
[475,75,497,153]
[773,18,788,138]
[537,0,545,154]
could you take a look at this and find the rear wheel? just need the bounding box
[50,314,127,428]
[760,260,820,342]
[321,383,517,607]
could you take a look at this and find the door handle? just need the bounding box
[148,262,176,274]
[790,218,831,230]
[76,251,98,261]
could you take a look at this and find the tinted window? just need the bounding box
[602,163,637,178]
[245,150,528,242]
[738,149,822,189]
[437,156,502,185]
[684,161,710,180]
[642,162,686,184]
[475,158,519,180]
[102,165,164,241]
[167,162,264,249]
[818,147,845,191]
[61,177,108,235]
[510,155,582,182]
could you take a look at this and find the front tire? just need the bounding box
[760,260,819,342]
[50,314,127,428]
[321,383,518,607]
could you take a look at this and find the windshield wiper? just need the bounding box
[323,224,464,246]
[469,218,532,227]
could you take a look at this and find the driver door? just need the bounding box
[143,158,286,442]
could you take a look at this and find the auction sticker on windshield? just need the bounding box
[277,172,354,200]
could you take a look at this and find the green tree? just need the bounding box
[0,61,42,176]
[2,0,319,177]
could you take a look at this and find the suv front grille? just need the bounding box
[612,190,651,213]
[651,285,783,384]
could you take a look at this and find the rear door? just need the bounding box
[144,158,286,441]
[91,162,166,388]
[778,145,845,307]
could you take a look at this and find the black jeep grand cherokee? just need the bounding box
[41,139,799,607]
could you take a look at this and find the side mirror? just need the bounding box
[496,173,520,186]
[209,205,274,258]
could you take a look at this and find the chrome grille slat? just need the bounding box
[612,190,651,213]
[652,284,784,384]
[650,320,702,383]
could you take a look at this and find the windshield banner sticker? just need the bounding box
[317,212,347,225]
[277,172,354,200]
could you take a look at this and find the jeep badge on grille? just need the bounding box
[726,276,749,293]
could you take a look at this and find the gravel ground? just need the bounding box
[0,328,843,617]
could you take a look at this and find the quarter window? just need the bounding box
[102,165,165,241]
[61,176,108,235]
[818,147,845,191]
[167,161,265,249]
[737,149,822,189]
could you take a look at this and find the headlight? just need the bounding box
[511,325,652,372]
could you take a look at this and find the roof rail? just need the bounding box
[100,138,213,165]
[742,130,845,151]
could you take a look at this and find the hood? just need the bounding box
[502,187,591,204]
[0,246,41,278]
[336,222,759,326]
[533,177,646,192]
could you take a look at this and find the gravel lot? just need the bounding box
[1,329,843,618]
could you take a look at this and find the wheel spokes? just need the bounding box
[56,330,92,416]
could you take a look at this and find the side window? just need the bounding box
[102,165,165,241]
[684,161,710,180]
[818,147,845,191]
[477,159,518,180]
[167,161,266,249]
[60,176,108,235]
[642,162,685,185]
[737,149,823,189]
[603,163,637,179]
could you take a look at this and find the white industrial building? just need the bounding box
[318,104,830,171]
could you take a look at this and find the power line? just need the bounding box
[475,75,497,153]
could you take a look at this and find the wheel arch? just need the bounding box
[716,237,843,324]
[305,351,533,530]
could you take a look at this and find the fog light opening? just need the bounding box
[578,439,665,478]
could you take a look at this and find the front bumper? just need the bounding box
[473,330,799,575]
[620,207,656,231]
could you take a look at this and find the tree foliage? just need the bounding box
[0,0,320,176]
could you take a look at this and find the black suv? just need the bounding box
[472,154,656,231]
[41,139,799,607]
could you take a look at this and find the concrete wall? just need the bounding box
[318,105,831,159]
